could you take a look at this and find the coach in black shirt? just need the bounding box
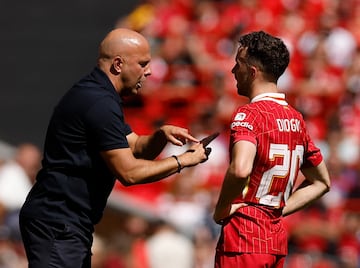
[19,28,209,268]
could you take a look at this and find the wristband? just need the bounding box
[172,155,182,173]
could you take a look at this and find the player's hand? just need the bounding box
[213,203,248,224]
[160,125,199,146]
[229,203,248,215]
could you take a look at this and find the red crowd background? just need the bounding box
[1,0,359,267]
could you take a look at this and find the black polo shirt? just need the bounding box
[20,67,132,234]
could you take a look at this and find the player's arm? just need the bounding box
[100,141,208,186]
[282,160,330,217]
[127,125,199,160]
[213,140,256,224]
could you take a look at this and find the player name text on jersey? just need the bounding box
[276,118,300,132]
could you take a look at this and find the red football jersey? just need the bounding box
[216,93,323,255]
[230,93,322,208]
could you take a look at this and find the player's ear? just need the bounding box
[250,65,257,78]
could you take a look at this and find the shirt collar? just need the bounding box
[251,93,288,105]
[92,67,123,103]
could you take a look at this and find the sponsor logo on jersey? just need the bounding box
[234,112,246,121]
[276,118,301,132]
[231,121,254,130]
[232,112,253,130]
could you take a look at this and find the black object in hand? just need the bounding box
[200,132,220,147]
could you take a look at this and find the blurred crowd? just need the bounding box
[0,143,41,268]
[1,0,360,267]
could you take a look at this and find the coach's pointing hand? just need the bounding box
[160,125,199,146]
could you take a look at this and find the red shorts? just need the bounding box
[216,205,287,255]
[215,251,285,268]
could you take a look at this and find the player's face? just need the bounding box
[120,44,151,96]
[232,47,252,97]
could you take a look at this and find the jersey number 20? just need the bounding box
[256,143,304,207]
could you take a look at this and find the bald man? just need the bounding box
[19,28,210,268]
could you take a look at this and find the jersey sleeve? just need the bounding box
[302,132,323,168]
[85,97,132,151]
[293,113,323,168]
[230,106,258,147]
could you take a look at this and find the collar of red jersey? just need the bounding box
[251,93,288,105]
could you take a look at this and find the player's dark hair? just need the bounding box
[238,31,290,82]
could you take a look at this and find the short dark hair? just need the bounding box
[238,31,290,81]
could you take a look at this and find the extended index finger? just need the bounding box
[176,130,199,143]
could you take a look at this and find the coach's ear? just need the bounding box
[111,56,123,75]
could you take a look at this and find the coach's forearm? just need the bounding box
[103,141,207,186]
[133,129,167,160]
[118,156,179,185]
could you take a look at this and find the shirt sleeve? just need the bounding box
[85,97,132,151]
[230,106,258,147]
[302,132,323,168]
